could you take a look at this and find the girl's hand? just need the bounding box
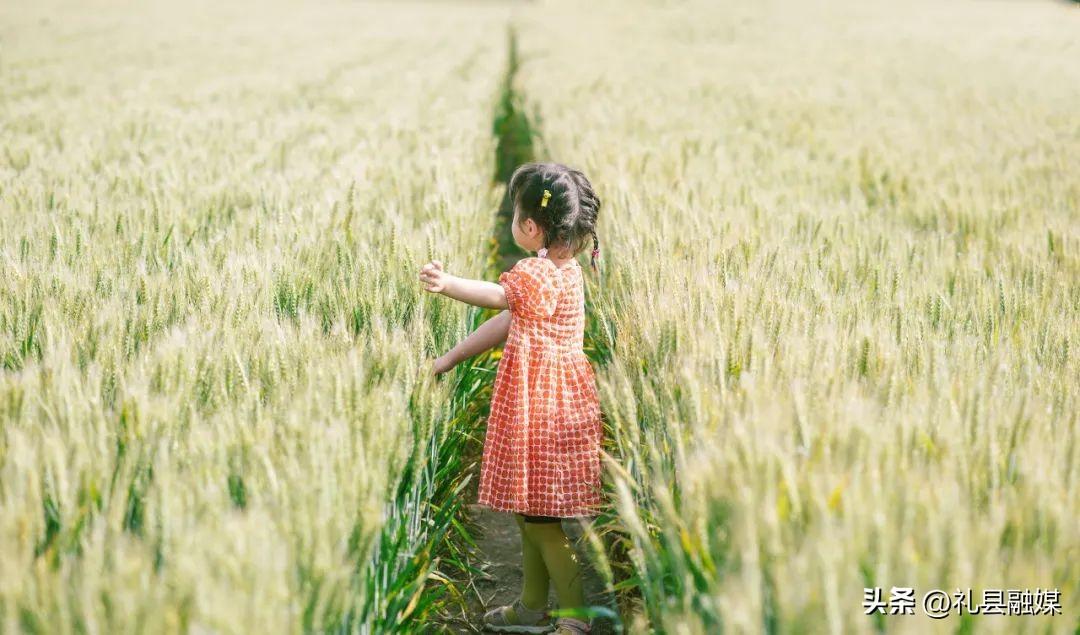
[432,353,455,375]
[419,260,451,294]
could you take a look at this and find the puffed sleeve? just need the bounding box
[499,257,561,319]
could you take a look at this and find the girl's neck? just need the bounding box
[539,248,575,270]
[550,257,575,270]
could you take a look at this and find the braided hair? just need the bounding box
[507,162,602,274]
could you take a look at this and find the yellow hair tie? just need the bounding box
[540,189,551,208]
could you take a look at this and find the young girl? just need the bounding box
[418,162,603,634]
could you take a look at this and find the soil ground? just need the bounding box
[432,504,619,634]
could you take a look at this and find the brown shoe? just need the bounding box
[482,597,552,633]
[550,617,591,634]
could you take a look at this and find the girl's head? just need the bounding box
[507,162,601,272]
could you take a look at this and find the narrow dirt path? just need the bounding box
[435,502,618,634]
[428,24,621,634]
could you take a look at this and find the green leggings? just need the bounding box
[514,514,585,612]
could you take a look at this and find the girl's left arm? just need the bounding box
[420,260,509,310]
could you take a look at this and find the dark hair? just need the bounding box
[507,162,601,273]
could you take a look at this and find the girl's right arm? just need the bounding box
[434,310,511,374]
[419,260,509,310]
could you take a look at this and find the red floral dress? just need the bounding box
[476,256,603,517]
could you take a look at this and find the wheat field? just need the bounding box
[0,0,509,631]
[515,0,1079,632]
[1,0,1078,633]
